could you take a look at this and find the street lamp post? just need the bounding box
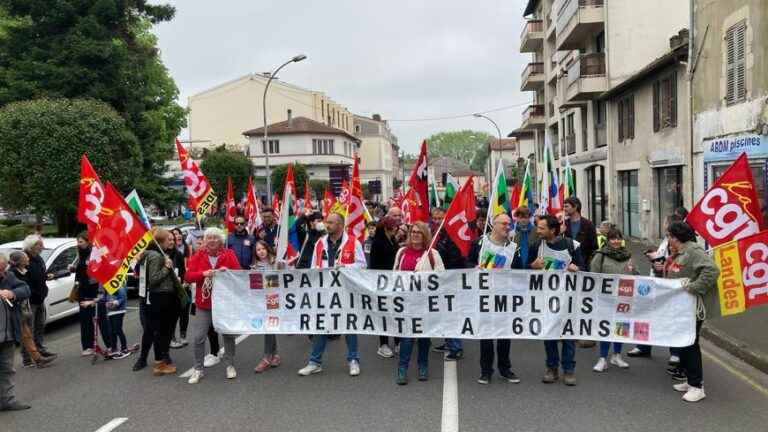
[473,113,503,186]
[262,54,307,200]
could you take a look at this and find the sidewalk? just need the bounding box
[628,240,768,374]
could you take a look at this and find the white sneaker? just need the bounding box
[218,347,225,357]
[668,355,680,365]
[179,338,188,346]
[593,357,608,372]
[203,354,220,368]
[610,354,629,369]
[81,349,94,356]
[682,386,706,402]
[188,369,204,384]
[226,365,237,379]
[298,363,323,376]
[349,360,360,376]
[377,344,394,358]
[673,382,690,392]
[169,339,183,349]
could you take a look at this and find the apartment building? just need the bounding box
[520,0,688,238]
[692,0,768,215]
[188,73,354,152]
[353,114,400,201]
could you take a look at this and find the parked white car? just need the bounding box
[0,237,79,324]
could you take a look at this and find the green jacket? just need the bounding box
[143,249,176,295]
[666,241,720,320]
[590,246,638,276]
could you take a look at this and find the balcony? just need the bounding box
[521,104,546,130]
[520,20,544,53]
[565,52,608,101]
[555,0,605,51]
[521,62,545,91]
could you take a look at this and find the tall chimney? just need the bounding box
[287,109,293,126]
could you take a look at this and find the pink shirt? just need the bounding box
[398,247,424,271]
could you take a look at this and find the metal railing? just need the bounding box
[567,52,606,85]
[523,105,545,123]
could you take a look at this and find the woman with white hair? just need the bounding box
[184,227,241,384]
[20,234,55,364]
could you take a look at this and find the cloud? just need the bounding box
[153,0,532,153]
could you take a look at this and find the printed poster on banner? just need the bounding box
[712,230,768,316]
[212,268,696,347]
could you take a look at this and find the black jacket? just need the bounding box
[296,228,324,269]
[368,229,399,270]
[26,253,48,305]
[564,216,598,270]
[435,232,466,270]
[0,271,30,343]
[75,247,100,300]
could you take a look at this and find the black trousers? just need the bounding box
[679,320,704,387]
[142,292,179,362]
[480,339,511,376]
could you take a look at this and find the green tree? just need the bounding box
[0,0,186,203]
[425,130,493,162]
[270,164,309,199]
[199,147,252,205]
[308,180,329,202]
[470,146,491,173]
[0,98,142,234]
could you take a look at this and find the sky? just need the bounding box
[152,0,532,155]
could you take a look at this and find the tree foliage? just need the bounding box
[199,147,252,204]
[0,98,142,234]
[425,130,493,163]
[270,164,309,199]
[0,0,186,204]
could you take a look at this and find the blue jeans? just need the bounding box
[446,338,462,353]
[309,335,359,365]
[544,340,575,372]
[599,342,623,358]
[399,338,430,370]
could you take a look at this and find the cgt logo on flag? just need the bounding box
[618,279,635,297]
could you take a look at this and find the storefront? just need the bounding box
[703,133,768,213]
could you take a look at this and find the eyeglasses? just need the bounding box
[410,231,422,235]
[235,222,246,226]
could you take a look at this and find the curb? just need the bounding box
[702,324,768,375]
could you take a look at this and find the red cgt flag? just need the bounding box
[224,177,237,232]
[345,157,367,244]
[441,176,478,257]
[407,140,430,222]
[77,155,106,236]
[244,177,262,234]
[687,153,766,247]
[176,139,216,219]
[87,183,153,294]
[322,185,336,218]
[304,180,313,213]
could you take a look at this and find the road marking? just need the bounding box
[94,417,128,432]
[441,359,459,432]
[179,334,250,379]
[703,349,768,398]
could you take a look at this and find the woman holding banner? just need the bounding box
[185,228,241,384]
[393,221,444,385]
[664,221,719,403]
[590,227,636,372]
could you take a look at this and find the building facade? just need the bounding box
[520,0,688,239]
[353,114,400,201]
[692,0,768,215]
[188,73,355,152]
[242,113,360,189]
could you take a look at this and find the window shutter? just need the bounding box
[726,21,747,104]
[653,81,660,132]
[670,71,677,127]
[618,100,624,142]
[628,95,635,139]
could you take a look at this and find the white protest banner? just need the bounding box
[212,268,696,347]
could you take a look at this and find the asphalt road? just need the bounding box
[2,299,768,432]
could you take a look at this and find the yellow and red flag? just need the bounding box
[345,157,368,244]
[87,183,153,294]
[712,229,768,316]
[175,139,216,220]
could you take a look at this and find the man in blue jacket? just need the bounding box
[0,253,32,411]
[228,216,256,269]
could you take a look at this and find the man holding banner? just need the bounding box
[297,212,366,377]
[530,214,583,386]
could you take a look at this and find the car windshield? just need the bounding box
[0,248,53,262]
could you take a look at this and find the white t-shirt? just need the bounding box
[477,236,517,269]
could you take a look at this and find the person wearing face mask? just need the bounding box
[0,253,32,411]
